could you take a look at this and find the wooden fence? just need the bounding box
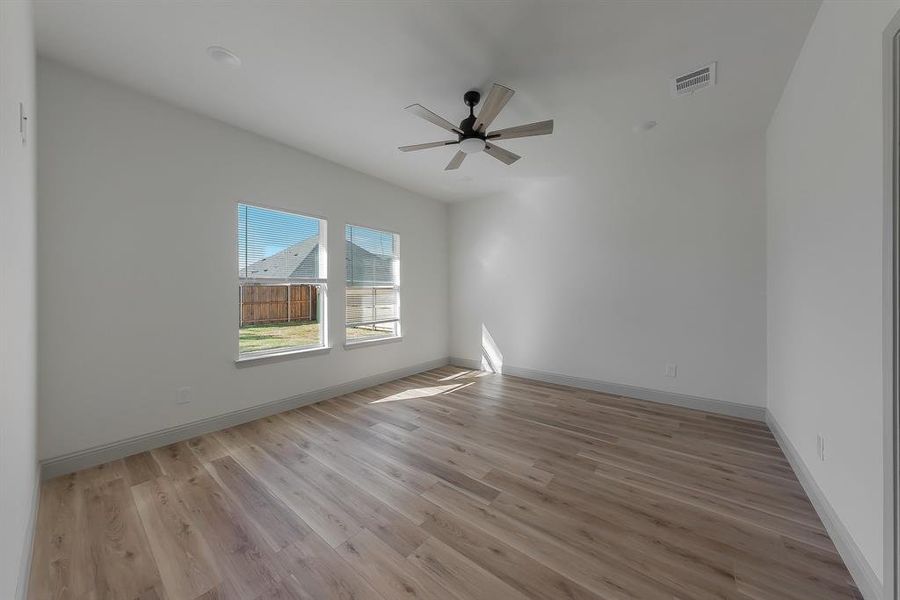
[240,284,319,326]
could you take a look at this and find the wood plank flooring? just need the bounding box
[28,366,861,599]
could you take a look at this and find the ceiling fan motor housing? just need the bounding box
[459,90,485,141]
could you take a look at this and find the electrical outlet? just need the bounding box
[816,433,825,461]
[665,363,677,378]
[175,386,192,405]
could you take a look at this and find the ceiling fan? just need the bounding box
[399,83,554,170]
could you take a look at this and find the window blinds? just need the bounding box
[345,224,400,330]
[238,204,323,282]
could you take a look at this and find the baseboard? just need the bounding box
[16,467,40,600]
[41,357,450,479]
[449,358,766,421]
[766,410,883,600]
[450,356,482,370]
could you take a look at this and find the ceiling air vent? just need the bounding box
[671,62,716,97]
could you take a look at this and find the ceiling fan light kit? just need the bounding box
[459,138,486,154]
[399,83,554,170]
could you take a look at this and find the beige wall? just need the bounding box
[766,0,900,588]
[0,1,38,598]
[450,133,767,410]
[36,58,449,460]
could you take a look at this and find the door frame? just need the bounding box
[884,11,900,600]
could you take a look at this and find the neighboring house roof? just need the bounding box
[346,240,395,286]
[240,238,394,284]
[240,236,319,279]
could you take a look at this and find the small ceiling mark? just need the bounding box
[206,45,242,68]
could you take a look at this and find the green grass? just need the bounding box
[239,321,321,354]
[239,321,394,354]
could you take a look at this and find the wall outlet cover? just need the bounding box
[175,386,192,405]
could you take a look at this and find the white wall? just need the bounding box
[0,1,38,598]
[36,58,449,460]
[450,133,767,409]
[766,0,899,587]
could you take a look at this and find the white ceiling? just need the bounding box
[34,0,820,203]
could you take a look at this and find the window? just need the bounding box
[237,203,327,358]
[345,224,400,344]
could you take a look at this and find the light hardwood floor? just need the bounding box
[28,366,860,599]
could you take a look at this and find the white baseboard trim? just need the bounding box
[766,410,883,600]
[16,467,40,600]
[450,356,482,370]
[449,358,765,421]
[41,357,450,480]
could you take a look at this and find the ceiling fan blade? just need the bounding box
[445,151,466,170]
[473,83,515,132]
[487,119,553,141]
[405,104,463,134]
[398,140,459,152]
[484,142,520,165]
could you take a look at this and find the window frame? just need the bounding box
[343,222,402,348]
[234,201,329,362]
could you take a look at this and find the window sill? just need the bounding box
[235,345,331,365]
[343,336,403,350]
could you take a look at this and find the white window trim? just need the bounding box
[235,202,329,362]
[344,223,401,347]
[343,335,403,350]
[236,344,332,364]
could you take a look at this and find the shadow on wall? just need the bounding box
[482,324,503,373]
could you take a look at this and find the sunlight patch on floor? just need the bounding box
[369,381,474,404]
[439,370,490,382]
